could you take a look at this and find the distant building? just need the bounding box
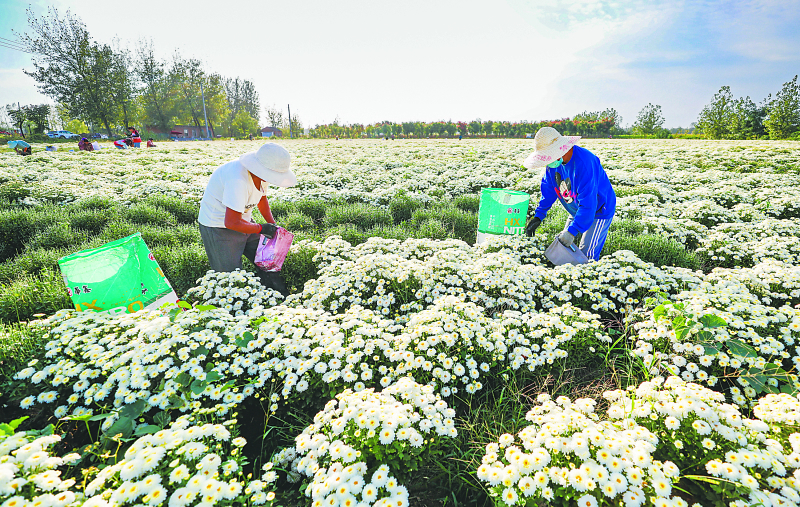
[148,124,216,138]
[260,126,283,138]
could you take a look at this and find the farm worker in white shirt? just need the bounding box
[198,142,296,295]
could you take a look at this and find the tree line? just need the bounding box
[308,109,627,139]
[8,7,270,139]
[695,76,800,140]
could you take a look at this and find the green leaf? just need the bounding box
[700,314,727,328]
[205,371,223,383]
[702,343,721,356]
[196,304,216,311]
[134,424,161,436]
[167,395,185,410]
[781,384,799,395]
[190,380,207,395]
[192,346,209,357]
[697,330,713,343]
[177,301,192,310]
[0,423,14,435]
[727,339,757,358]
[9,416,28,430]
[154,411,171,428]
[743,374,769,394]
[653,304,667,320]
[61,414,92,422]
[104,417,134,438]
[235,331,255,348]
[87,412,114,422]
[119,400,148,419]
[176,372,192,387]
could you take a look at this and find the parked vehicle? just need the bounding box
[46,130,80,139]
[90,133,109,139]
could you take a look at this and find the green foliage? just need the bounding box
[411,206,478,244]
[632,103,665,135]
[122,203,177,227]
[75,195,118,211]
[0,323,49,391]
[654,299,794,396]
[282,245,320,293]
[615,185,664,202]
[0,270,72,323]
[143,195,200,225]
[0,247,68,283]
[604,233,700,270]
[280,212,316,233]
[69,209,114,234]
[415,218,449,240]
[765,75,800,140]
[452,194,480,213]
[0,206,66,262]
[324,223,370,245]
[324,203,392,230]
[696,85,767,139]
[150,243,209,296]
[293,199,330,223]
[389,192,423,224]
[0,180,31,203]
[25,222,88,251]
[609,218,646,237]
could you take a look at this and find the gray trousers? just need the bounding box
[199,224,289,296]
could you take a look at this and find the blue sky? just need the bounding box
[1,0,798,128]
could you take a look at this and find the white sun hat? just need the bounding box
[239,142,297,187]
[522,127,581,169]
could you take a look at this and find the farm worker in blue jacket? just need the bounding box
[523,127,616,261]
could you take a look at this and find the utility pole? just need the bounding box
[201,81,210,139]
[18,102,24,137]
[287,104,292,139]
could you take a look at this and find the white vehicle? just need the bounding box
[46,130,80,139]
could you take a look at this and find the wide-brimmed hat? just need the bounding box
[523,127,581,169]
[239,142,297,188]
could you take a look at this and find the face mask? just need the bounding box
[547,158,563,169]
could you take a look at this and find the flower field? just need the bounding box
[1,138,800,507]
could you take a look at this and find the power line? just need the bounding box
[0,35,41,55]
[0,36,25,45]
[0,37,28,50]
[0,44,34,55]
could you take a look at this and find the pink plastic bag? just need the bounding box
[254,227,294,272]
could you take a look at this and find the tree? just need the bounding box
[265,105,284,128]
[764,75,800,139]
[66,118,88,133]
[18,7,119,136]
[135,39,175,134]
[468,120,482,136]
[632,103,665,135]
[224,77,260,136]
[108,39,137,130]
[230,109,259,138]
[728,96,765,139]
[171,54,207,130]
[26,104,51,133]
[6,105,27,137]
[696,86,734,139]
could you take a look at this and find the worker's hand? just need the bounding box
[260,223,278,239]
[557,231,575,247]
[525,217,542,237]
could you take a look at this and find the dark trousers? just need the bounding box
[199,224,289,296]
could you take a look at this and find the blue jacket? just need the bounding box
[533,145,616,235]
